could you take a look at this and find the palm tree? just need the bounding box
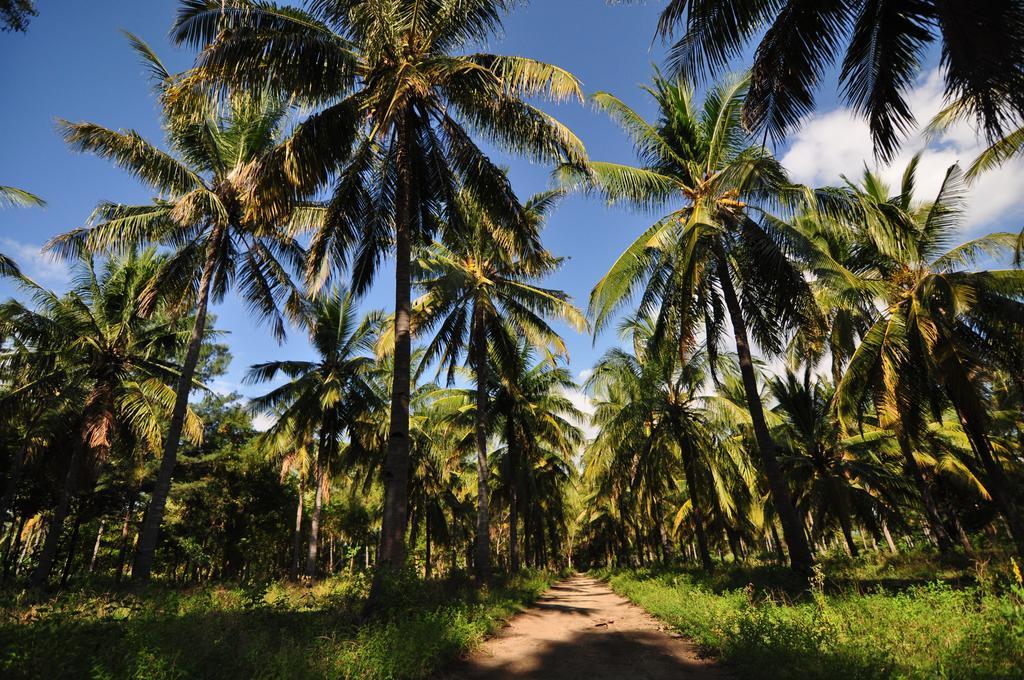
[0,186,45,277]
[769,369,903,557]
[585,319,717,570]
[492,345,584,572]
[834,159,1024,557]
[47,35,306,581]
[565,72,818,574]
[656,0,1024,161]
[413,189,585,581]
[0,251,202,588]
[171,0,587,592]
[246,291,382,581]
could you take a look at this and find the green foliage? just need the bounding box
[602,565,1024,679]
[0,571,552,679]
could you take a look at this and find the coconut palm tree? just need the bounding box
[834,159,1024,557]
[413,189,585,580]
[46,35,306,581]
[491,344,584,573]
[769,369,904,557]
[171,0,587,591]
[656,0,1024,161]
[564,72,818,574]
[0,251,202,588]
[246,291,382,581]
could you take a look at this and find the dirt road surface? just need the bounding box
[445,575,729,679]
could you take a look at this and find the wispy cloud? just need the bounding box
[0,238,70,287]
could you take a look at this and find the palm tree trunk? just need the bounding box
[59,506,83,587]
[291,479,304,580]
[115,490,136,582]
[370,111,414,610]
[897,435,954,553]
[680,450,713,571]
[30,440,84,589]
[881,520,898,555]
[424,516,432,580]
[715,253,814,575]
[89,519,105,573]
[953,408,1024,557]
[835,491,859,557]
[307,459,325,581]
[133,222,225,582]
[0,439,29,532]
[509,469,520,574]
[473,306,491,583]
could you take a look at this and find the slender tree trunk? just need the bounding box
[89,519,105,573]
[953,408,1024,557]
[291,479,304,580]
[424,517,432,580]
[369,114,414,610]
[472,306,491,583]
[509,466,520,574]
[897,435,954,553]
[881,520,898,555]
[307,461,325,581]
[0,439,30,531]
[116,491,136,582]
[60,507,83,587]
[715,252,813,575]
[30,441,84,589]
[133,222,225,582]
[681,449,713,571]
[835,491,860,557]
[1,512,26,581]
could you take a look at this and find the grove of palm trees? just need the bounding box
[2,1,1023,678]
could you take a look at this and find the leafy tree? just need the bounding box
[171,0,587,594]
[0,0,35,32]
[48,35,306,581]
[833,159,1024,557]
[246,291,382,581]
[0,251,201,588]
[657,0,1024,160]
[565,72,818,575]
[414,189,584,580]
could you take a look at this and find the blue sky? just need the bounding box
[3,1,1022,413]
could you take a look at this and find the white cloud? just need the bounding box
[0,239,70,287]
[560,368,599,442]
[781,69,1024,234]
[252,412,277,432]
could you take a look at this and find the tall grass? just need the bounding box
[0,571,551,679]
[601,560,1024,679]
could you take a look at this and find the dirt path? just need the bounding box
[445,575,729,679]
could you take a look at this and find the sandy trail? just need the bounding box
[445,575,729,679]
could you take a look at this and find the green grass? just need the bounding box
[599,557,1024,679]
[0,570,551,679]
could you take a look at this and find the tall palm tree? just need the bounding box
[656,0,1024,161]
[414,189,585,581]
[565,72,818,574]
[585,320,717,570]
[0,251,202,588]
[47,35,306,581]
[246,291,382,581]
[171,0,587,592]
[833,160,1024,557]
[770,369,903,557]
[492,345,584,573]
[0,186,45,278]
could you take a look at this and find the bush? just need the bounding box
[601,565,1024,679]
[0,571,551,679]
